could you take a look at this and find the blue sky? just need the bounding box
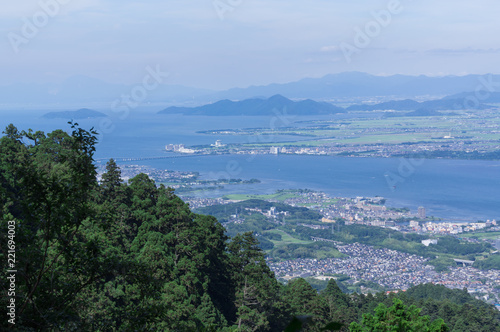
[1,0,499,90]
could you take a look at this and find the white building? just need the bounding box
[211,140,225,147]
[421,239,438,247]
[270,147,279,155]
[409,220,419,228]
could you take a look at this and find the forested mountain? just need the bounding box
[158,94,345,116]
[0,124,288,330]
[159,94,491,117]
[1,124,499,331]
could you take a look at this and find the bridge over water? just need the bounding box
[95,154,204,163]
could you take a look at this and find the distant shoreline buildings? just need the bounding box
[211,140,225,148]
[165,144,195,154]
[418,206,426,219]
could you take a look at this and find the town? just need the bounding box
[267,241,500,306]
[186,189,498,237]
[97,163,500,309]
[170,108,500,159]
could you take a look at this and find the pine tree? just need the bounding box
[284,278,329,331]
[228,232,282,331]
[320,279,356,330]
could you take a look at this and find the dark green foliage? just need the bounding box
[349,298,448,332]
[310,280,500,332]
[262,231,282,241]
[321,322,344,331]
[1,124,498,331]
[195,199,322,224]
[321,279,358,330]
[284,317,344,332]
[200,198,323,240]
[431,236,490,256]
[269,241,343,260]
[0,122,99,329]
[426,257,455,272]
[284,278,329,331]
[474,253,500,270]
[0,125,291,330]
[285,316,310,332]
[305,277,330,292]
[228,232,291,331]
[257,236,275,250]
[225,213,275,238]
[400,284,500,331]
[404,284,473,305]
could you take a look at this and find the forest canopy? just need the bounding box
[1,124,499,331]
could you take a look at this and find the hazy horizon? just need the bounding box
[3,71,500,92]
[2,1,500,90]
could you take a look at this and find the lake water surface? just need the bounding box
[2,109,499,221]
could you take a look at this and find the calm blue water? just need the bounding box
[125,155,500,221]
[2,109,499,221]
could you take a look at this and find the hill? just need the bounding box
[42,108,108,119]
[444,91,500,103]
[160,93,493,117]
[385,108,443,117]
[158,94,345,116]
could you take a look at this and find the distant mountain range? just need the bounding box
[158,94,492,116]
[347,97,491,112]
[158,95,345,116]
[206,72,500,100]
[3,72,500,107]
[42,108,107,119]
[444,91,500,103]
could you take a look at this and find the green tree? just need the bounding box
[284,278,330,331]
[320,279,357,330]
[0,123,100,329]
[349,298,448,332]
[100,157,120,191]
[228,232,286,331]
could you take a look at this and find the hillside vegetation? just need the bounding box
[1,124,499,331]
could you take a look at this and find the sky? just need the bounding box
[1,0,500,90]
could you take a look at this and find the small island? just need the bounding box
[42,108,107,119]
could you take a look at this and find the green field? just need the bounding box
[339,133,436,145]
[223,191,301,202]
[226,111,500,154]
[266,229,313,245]
[265,230,346,260]
[460,231,500,240]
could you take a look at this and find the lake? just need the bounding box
[2,109,499,221]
